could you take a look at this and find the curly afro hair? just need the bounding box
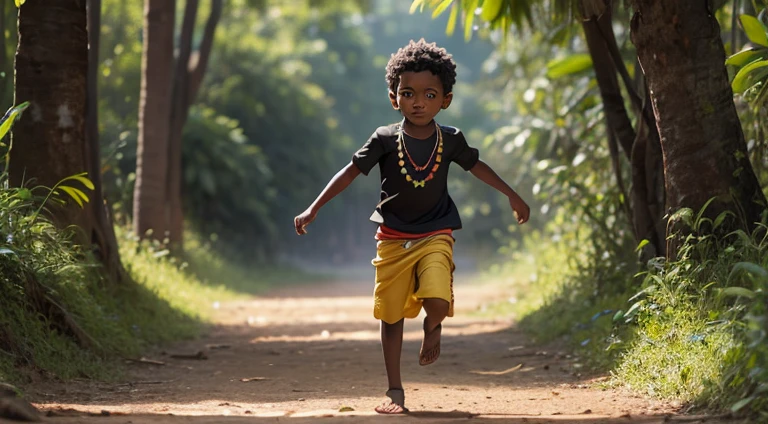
[385,38,457,95]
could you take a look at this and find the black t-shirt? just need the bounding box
[352,122,479,234]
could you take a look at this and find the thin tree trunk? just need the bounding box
[166,0,199,248]
[87,0,128,284]
[0,1,16,111]
[581,4,665,258]
[133,0,175,241]
[11,1,90,234]
[166,0,222,247]
[631,1,767,251]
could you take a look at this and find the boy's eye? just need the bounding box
[426,93,436,99]
[400,91,413,98]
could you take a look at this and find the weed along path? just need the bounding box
[28,274,736,423]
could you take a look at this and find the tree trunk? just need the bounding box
[11,1,90,234]
[87,0,128,283]
[581,3,666,259]
[0,1,17,111]
[133,0,175,241]
[630,1,767,251]
[166,0,222,248]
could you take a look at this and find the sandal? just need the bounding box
[419,318,442,366]
[374,388,408,414]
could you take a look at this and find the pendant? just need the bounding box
[412,180,425,188]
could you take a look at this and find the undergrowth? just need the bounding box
[494,205,768,419]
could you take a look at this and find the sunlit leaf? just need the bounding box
[0,102,30,141]
[446,2,459,36]
[58,186,89,208]
[740,15,768,47]
[67,173,96,190]
[732,59,768,93]
[726,48,766,67]
[431,0,453,18]
[546,54,593,79]
[635,239,650,252]
[480,0,502,21]
[409,0,427,14]
[14,0,25,7]
[464,0,478,41]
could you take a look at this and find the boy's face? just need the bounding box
[389,71,452,127]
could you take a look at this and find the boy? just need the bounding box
[293,39,530,414]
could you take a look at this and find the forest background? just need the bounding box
[2,0,768,420]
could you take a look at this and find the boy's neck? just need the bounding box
[401,118,436,139]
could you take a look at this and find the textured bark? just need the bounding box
[133,0,175,241]
[166,0,222,247]
[582,10,635,159]
[87,0,129,284]
[631,1,767,250]
[10,0,90,234]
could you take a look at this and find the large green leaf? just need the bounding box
[726,48,767,68]
[480,0,503,21]
[731,59,768,93]
[546,54,593,79]
[740,15,768,48]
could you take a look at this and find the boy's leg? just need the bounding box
[420,298,449,365]
[376,318,407,414]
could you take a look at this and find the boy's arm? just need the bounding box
[469,160,530,224]
[294,161,362,235]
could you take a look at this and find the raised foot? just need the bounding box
[419,319,442,366]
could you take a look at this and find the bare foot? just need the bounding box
[419,319,442,366]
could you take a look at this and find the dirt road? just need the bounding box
[25,273,737,423]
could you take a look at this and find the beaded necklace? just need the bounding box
[396,121,443,188]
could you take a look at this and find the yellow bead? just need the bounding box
[437,147,443,153]
[436,155,442,163]
[398,160,405,167]
[405,175,412,181]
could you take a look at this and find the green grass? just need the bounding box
[0,223,311,385]
[483,213,768,418]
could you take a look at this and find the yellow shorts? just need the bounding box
[371,234,455,324]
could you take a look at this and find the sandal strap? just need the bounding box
[385,388,405,407]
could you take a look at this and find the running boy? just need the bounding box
[293,39,530,414]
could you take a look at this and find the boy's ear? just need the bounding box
[389,91,399,110]
[441,92,453,109]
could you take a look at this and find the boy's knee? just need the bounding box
[423,297,450,314]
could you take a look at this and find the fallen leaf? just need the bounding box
[470,364,523,375]
[338,406,355,412]
[240,377,266,382]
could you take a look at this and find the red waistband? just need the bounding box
[375,225,453,241]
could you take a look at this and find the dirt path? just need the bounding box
[25,273,736,423]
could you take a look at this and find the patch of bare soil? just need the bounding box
[22,273,741,423]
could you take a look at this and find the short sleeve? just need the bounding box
[352,130,386,176]
[451,130,479,171]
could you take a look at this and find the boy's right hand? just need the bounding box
[294,208,317,235]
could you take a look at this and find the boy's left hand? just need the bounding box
[509,196,530,224]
